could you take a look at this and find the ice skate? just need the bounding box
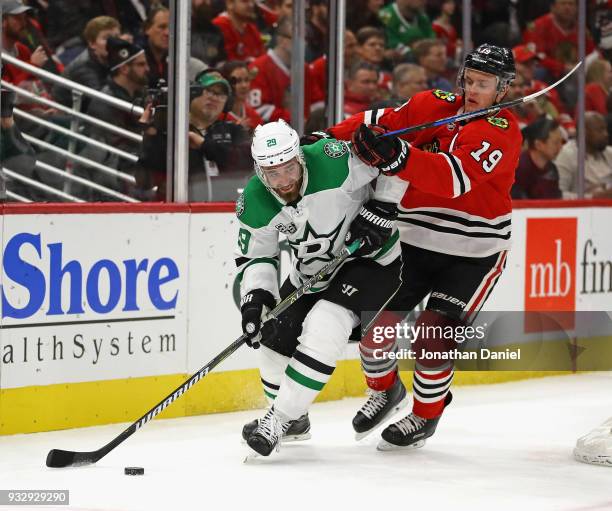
[242,412,311,443]
[352,375,409,440]
[574,417,612,467]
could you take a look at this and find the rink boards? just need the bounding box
[0,201,611,434]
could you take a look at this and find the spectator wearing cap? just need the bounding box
[585,58,612,116]
[378,0,435,62]
[1,0,49,85]
[213,0,265,62]
[52,16,122,107]
[344,60,379,116]
[144,6,170,88]
[139,72,251,201]
[523,0,595,79]
[248,16,323,123]
[513,44,569,123]
[412,38,453,91]
[219,61,263,132]
[555,111,612,199]
[305,0,328,63]
[77,38,149,199]
[512,117,564,199]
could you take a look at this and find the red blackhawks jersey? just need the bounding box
[212,13,265,62]
[329,89,522,257]
[248,50,323,122]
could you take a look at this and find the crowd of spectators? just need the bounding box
[0,0,611,202]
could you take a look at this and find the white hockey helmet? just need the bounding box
[251,120,305,185]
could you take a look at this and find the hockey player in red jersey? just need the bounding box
[315,44,522,450]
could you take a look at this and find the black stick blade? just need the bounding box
[46,449,99,468]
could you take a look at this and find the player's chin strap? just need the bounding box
[45,239,363,469]
[380,60,583,139]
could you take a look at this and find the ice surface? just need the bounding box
[1,373,612,511]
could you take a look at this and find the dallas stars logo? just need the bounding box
[323,141,348,159]
[287,219,345,272]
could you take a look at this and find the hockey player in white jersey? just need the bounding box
[236,120,409,456]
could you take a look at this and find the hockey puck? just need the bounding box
[124,467,144,476]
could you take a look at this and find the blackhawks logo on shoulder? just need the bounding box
[236,193,245,217]
[486,116,509,130]
[323,141,348,158]
[432,89,456,103]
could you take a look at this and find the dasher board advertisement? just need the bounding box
[0,211,189,389]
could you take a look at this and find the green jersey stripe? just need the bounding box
[285,365,326,391]
[374,230,400,260]
[237,257,279,282]
[264,389,277,399]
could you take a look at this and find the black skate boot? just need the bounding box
[242,413,311,443]
[247,408,284,456]
[352,375,409,440]
[378,392,453,451]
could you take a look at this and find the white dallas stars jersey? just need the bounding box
[235,139,405,299]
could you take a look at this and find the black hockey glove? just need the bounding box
[240,288,277,349]
[351,123,409,175]
[299,130,330,146]
[346,199,398,256]
[1,89,16,119]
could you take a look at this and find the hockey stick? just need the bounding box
[45,239,361,468]
[381,60,583,139]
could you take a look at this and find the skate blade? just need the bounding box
[573,448,612,467]
[354,395,411,441]
[241,432,311,445]
[243,445,279,462]
[376,439,426,451]
[284,432,312,443]
[243,452,260,463]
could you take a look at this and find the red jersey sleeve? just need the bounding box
[396,113,521,199]
[328,91,450,142]
[328,102,412,140]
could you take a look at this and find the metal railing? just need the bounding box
[1,52,145,202]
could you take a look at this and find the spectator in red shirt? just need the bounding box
[309,30,358,101]
[248,16,322,122]
[585,58,612,116]
[513,44,566,115]
[512,117,564,199]
[513,43,576,136]
[344,60,379,116]
[523,0,595,79]
[1,0,49,86]
[213,0,265,62]
[431,0,459,65]
[219,60,263,131]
